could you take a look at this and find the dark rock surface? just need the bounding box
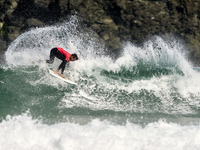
[0,0,200,64]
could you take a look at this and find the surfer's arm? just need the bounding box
[58,60,67,74]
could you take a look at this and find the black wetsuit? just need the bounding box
[46,48,68,74]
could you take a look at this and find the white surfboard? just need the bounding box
[48,69,77,85]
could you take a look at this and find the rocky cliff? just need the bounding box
[0,0,200,64]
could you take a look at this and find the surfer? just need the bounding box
[46,47,78,78]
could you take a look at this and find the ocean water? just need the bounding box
[1,16,200,150]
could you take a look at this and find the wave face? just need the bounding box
[1,16,200,149]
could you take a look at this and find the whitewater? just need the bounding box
[1,16,200,150]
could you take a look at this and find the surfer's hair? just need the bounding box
[72,53,78,60]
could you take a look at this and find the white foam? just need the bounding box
[0,113,200,150]
[4,18,200,115]
[60,37,200,114]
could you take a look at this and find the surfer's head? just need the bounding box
[70,53,78,61]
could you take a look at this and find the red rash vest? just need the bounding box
[57,47,71,62]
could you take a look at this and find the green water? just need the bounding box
[1,62,200,125]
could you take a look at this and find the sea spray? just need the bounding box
[5,16,105,66]
[2,16,200,150]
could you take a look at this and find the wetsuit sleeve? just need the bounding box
[58,60,67,74]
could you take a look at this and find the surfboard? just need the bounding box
[48,69,77,85]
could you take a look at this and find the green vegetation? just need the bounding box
[0,22,7,38]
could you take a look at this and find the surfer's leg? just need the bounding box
[46,48,57,63]
[54,50,65,61]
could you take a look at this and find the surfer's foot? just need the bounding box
[46,60,53,64]
[54,69,59,75]
[54,70,65,78]
[61,74,65,78]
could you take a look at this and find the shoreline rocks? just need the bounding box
[0,0,200,64]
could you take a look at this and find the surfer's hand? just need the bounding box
[61,74,65,78]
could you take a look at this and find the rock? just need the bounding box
[115,0,126,10]
[0,0,5,5]
[69,0,84,7]
[4,0,18,18]
[0,36,7,51]
[7,26,20,41]
[59,0,69,15]
[91,24,101,33]
[34,0,51,8]
[0,22,3,29]
[96,17,113,25]
[0,14,5,22]
[102,33,110,41]
[107,36,121,50]
[0,0,200,64]
[26,18,44,28]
